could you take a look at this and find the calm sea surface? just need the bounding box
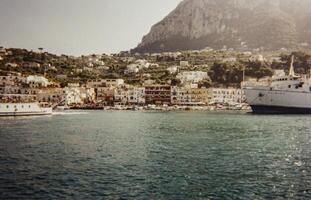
[1,111,311,199]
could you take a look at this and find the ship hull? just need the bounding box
[0,103,52,117]
[250,105,311,114]
[0,111,52,116]
[244,87,311,114]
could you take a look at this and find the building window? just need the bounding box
[288,85,291,89]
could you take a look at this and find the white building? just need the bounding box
[243,51,252,56]
[0,85,23,94]
[176,71,208,84]
[211,88,245,104]
[96,66,109,71]
[83,67,93,72]
[125,59,155,74]
[0,74,25,86]
[269,56,282,63]
[113,86,145,105]
[47,64,57,71]
[64,87,83,105]
[114,87,128,105]
[180,61,189,67]
[135,59,148,66]
[87,62,94,67]
[144,79,156,85]
[5,63,19,68]
[26,75,51,88]
[74,68,83,73]
[128,87,145,105]
[68,83,80,87]
[171,86,210,106]
[86,79,124,88]
[63,87,95,105]
[120,57,135,63]
[125,63,140,74]
[167,66,179,74]
[37,88,64,103]
[223,57,237,63]
[23,62,40,68]
[249,54,265,62]
[56,75,67,79]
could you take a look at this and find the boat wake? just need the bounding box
[52,111,89,116]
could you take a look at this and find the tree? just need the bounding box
[279,51,311,74]
[245,61,273,79]
[209,62,244,86]
[198,77,212,88]
[208,62,229,84]
[171,78,181,86]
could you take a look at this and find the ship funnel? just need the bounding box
[289,55,295,76]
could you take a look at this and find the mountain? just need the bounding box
[132,0,311,53]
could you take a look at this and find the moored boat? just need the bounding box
[242,56,311,114]
[0,94,52,116]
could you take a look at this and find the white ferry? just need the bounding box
[242,56,311,114]
[0,95,53,116]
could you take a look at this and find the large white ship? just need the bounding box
[0,94,53,116]
[243,56,311,114]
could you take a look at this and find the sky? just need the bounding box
[0,0,182,56]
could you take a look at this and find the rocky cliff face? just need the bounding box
[133,0,311,53]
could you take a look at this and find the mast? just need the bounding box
[289,55,295,77]
[241,66,245,88]
[243,66,245,83]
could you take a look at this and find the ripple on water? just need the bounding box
[1,111,311,199]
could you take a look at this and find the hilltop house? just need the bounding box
[5,63,19,68]
[125,59,158,74]
[87,79,124,88]
[26,75,51,88]
[22,62,41,68]
[167,66,179,74]
[180,61,189,67]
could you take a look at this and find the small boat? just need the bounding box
[0,94,52,116]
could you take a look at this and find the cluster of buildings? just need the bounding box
[0,47,255,109]
[96,81,245,107]
[0,73,245,108]
[0,73,95,106]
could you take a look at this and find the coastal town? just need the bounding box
[1,46,310,111]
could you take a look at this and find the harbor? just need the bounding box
[2,0,311,198]
[1,111,310,199]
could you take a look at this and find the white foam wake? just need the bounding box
[52,111,89,115]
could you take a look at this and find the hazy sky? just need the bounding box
[0,0,182,55]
